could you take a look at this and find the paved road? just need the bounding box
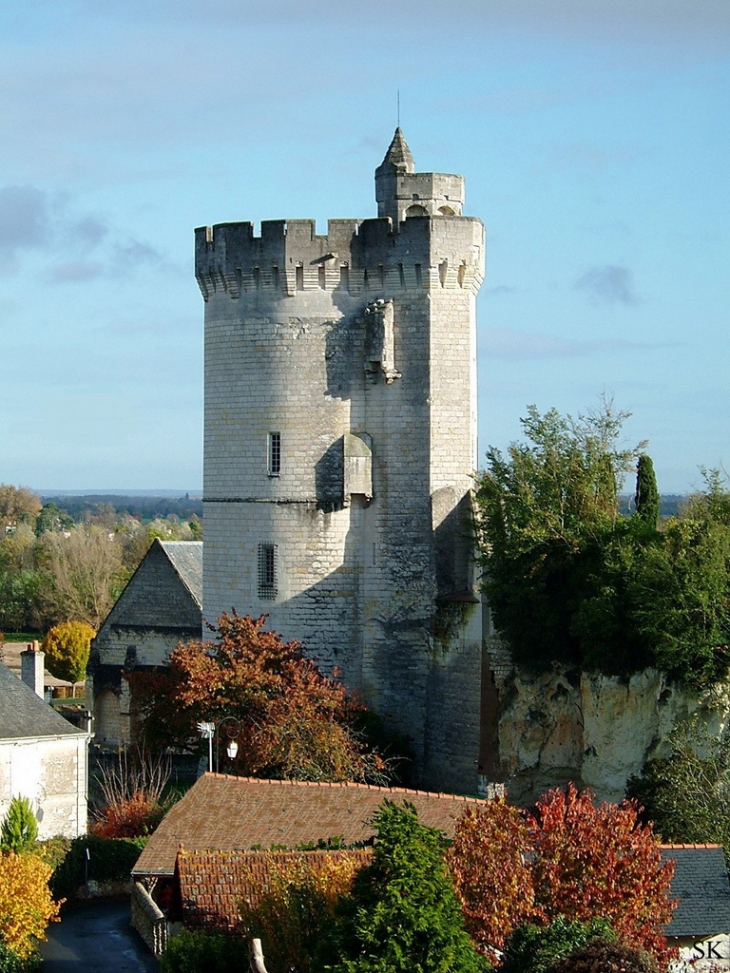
[40,900,158,973]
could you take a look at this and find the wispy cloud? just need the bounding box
[575,265,638,306]
[46,260,105,283]
[483,327,648,360]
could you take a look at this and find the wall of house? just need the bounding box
[0,734,88,839]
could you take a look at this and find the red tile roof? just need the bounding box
[177,848,372,932]
[133,773,488,877]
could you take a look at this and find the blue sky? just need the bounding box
[1,0,728,494]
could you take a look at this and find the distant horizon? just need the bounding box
[36,489,203,498]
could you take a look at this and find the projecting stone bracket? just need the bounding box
[361,299,401,384]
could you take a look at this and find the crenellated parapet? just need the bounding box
[195,214,484,300]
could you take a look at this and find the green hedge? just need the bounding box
[50,835,148,900]
[159,929,240,973]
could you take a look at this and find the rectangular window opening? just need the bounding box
[295,264,304,291]
[318,265,326,289]
[253,266,261,289]
[272,266,280,290]
[339,265,350,292]
[415,263,422,287]
[258,543,278,599]
[267,432,281,476]
[398,263,406,289]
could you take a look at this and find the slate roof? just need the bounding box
[176,848,373,932]
[379,127,415,173]
[133,773,487,877]
[159,541,203,608]
[662,844,730,938]
[0,661,86,741]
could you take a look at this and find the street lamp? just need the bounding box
[196,717,243,774]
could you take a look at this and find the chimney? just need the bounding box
[21,641,45,698]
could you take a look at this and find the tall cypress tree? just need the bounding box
[634,455,660,529]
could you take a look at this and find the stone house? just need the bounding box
[130,772,492,953]
[88,539,202,747]
[0,658,88,839]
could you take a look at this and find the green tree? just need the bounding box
[0,796,38,853]
[627,716,730,853]
[634,455,660,530]
[0,486,42,532]
[41,620,96,686]
[476,401,645,670]
[501,917,617,973]
[318,801,484,973]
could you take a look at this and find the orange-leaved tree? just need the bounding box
[127,612,391,784]
[529,784,676,961]
[448,784,677,967]
[0,850,61,959]
[447,796,536,961]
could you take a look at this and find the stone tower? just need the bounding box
[196,130,486,792]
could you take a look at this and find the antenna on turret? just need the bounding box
[397,90,400,128]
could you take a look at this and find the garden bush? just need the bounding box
[500,917,616,973]
[159,929,240,973]
[50,835,147,900]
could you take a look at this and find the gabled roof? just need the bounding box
[133,773,487,877]
[95,539,202,636]
[662,845,730,938]
[0,662,86,741]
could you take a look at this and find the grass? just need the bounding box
[1,632,42,642]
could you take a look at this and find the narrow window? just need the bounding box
[272,266,280,290]
[398,263,405,289]
[439,259,448,288]
[339,264,350,292]
[458,262,466,288]
[253,266,261,289]
[378,264,385,289]
[415,263,422,287]
[296,264,304,290]
[267,432,281,476]
[363,268,370,291]
[318,264,326,289]
[258,543,277,599]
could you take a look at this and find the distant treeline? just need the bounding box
[618,494,687,519]
[40,494,204,523]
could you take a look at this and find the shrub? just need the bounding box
[41,620,96,685]
[238,852,364,973]
[0,851,61,959]
[501,917,617,973]
[318,801,484,973]
[159,929,240,973]
[90,747,171,839]
[49,835,147,901]
[0,797,38,853]
[0,943,23,973]
[551,938,659,973]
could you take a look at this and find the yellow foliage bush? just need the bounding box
[0,851,62,959]
[42,620,96,685]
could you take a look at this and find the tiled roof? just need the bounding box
[662,845,730,938]
[177,848,372,932]
[0,661,86,741]
[133,773,487,877]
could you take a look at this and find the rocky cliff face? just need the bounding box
[489,644,730,805]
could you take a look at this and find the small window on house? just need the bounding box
[258,543,277,599]
[296,264,304,290]
[267,432,281,476]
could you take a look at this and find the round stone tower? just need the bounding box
[197,130,486,791]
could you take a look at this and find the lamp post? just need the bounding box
[196,717,244,774]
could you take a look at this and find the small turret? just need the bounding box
[375,128,465,225]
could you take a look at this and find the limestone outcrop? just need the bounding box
[489,644,730,805]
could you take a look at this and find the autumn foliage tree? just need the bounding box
[128,613,391,784]
[0,851,61,960]
[448,785,676,967]
[42,620,96,686]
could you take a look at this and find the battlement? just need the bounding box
[195,214,484,300]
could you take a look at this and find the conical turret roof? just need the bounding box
[379,127,415,173]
